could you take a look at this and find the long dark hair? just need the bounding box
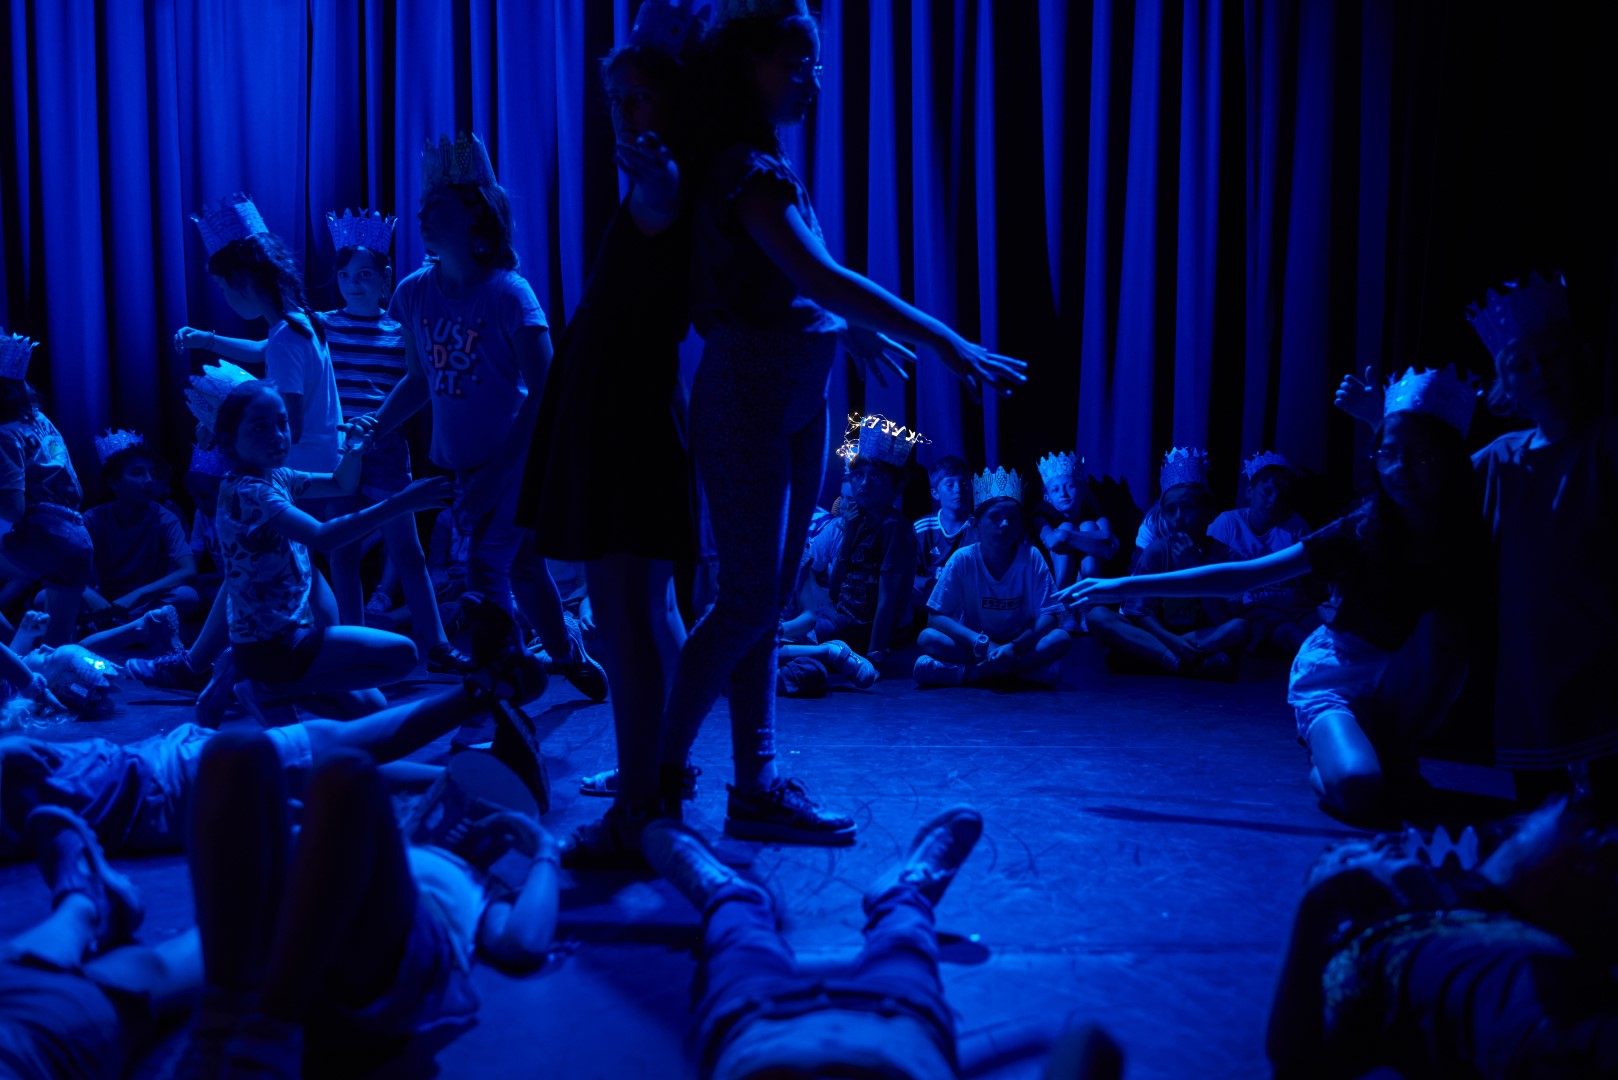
[208,233,327,345]
[691,14,819,162]
[0,378,38,425]
[429,184,520,271]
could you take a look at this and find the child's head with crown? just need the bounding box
[1373,367,1477,516]
[972,466,1027,556]
[418,133,518,271]
[1158,448,1215,540]
[0,329,42,425]
[328,210,398,315]
[1037,451,1083,516]
[1242,451,1295,531]
[96,430,167,506]
[1468,272,1592,420]
[847,414,925,516]
[192,194,314,330]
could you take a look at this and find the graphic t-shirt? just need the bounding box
[0,414,82,508]
[830,509,916,624]
[264,317,342,472]
[389,266,550,471]
[216,468,315,643]
[1207,507,1311,608]
[322,309,409,419]
[927,542,1057,642]
[84,501,190,599]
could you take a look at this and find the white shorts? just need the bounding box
[1286,624,1390,745]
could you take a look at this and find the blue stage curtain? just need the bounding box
[1,1,1612,507]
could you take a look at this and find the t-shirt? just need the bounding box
[264,317,342,472]
[1474,420,1618,768]
[216,468,315,643]
[83,501,190,599]
[190,508,219,565]
[1300,500,1480,655]
[0,414,82,509]
[803,509,845,585]
[691,145,846,336]
[913,513,978,584]
[1208,507,1312,608]
[322,309,409,419]
[389,266,549,471]
[927,542,1057,642]
[830,509,916,624]
[1124,533,1238,632]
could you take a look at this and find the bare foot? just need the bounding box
[11,611,49,655]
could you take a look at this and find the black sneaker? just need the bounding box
[724,778,856,846]
[560,806,654,870]
[25,805,144,949]
[461,593,525,669]
[426,641,477,675]
[126,649,210,693]
[460,594,551,808]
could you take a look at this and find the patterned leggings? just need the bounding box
[662,325,838,774]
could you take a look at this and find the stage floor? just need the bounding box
[1,640,1430,1079]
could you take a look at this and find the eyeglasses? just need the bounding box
[1370,448,1443,472]
[785,58,824,84]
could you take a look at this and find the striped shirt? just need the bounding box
[321,309,409,418]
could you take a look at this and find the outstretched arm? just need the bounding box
[478,829,560,969]
[1061,543,1313,608]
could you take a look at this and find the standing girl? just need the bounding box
[321,208,471,672]
[656,1,1027,846]
[352,133,606,702]
[1063,368,1491,824]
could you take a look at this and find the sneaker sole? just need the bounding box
[862,804,981,914]
[723,817,857,846]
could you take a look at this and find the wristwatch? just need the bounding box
[973,633,991,660]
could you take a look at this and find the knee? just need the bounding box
[1043,628,1073,656]
[1321,765,1385,822]
[1226,617,1254,647]
[1085,607,1123,642]
[916,627,951,654]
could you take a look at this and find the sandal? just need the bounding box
[826,641,878,688]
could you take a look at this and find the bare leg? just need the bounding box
[327,495,366,627]
[299,684,481,763]
[8,893,99,967]
[1184,617,1253,655]
[1306,709,1385,821]
[1086,608,1180,672]
[84,928,204,1015]
[384,513,448,652]
[187,587,231,669]
[263,626,417,697]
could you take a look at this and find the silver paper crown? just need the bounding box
[423,133,498,190]
[188,444,231,477]
[326,208,397,254]
[1383,365,1479,436]
[1242,450,1291,483]
[1466,271,1572,361]
[713,0,809,21]
[973,466,1024,507]
[1159,447,1211,492]
[630,0,711,56]
[190,193,267,257]
[94,429,145,464]
[1036,451,1078,487]
[852,413,929,467]
[185,360,258,435]
[0,330,39,381]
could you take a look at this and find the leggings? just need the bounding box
[662,325,838,774]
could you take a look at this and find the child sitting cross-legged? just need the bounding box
[814,416,921,669]
[1084,449,1253,680]
[914,466,1071,687]
[911,455,976,615]
[1031,450,1118,596]
[1207,451,1318,654]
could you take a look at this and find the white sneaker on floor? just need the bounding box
[913,655,966,688]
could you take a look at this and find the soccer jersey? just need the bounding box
[913,513,978,585]
[927,542,1057,641]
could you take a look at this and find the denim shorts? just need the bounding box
[1,502,94,588]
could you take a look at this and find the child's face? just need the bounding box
[232,393,292,471]
[754,28,821,127]
[417,189,478,261]
[606,62,670,141]
[931,473,968,514]
[111,458,159,503]
[337,249,391,313]
[976,499,1024,551]
[1160,485,1213,537]
[1044,473,1080,514]
[1248,473,1284,522]
[1373,413,1448,510]
[849,461,897,512]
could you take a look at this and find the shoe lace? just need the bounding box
[770,777,822,812]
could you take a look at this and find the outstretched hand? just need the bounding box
[172,326,214,354]
[840,327,915,388]
[1334,366,1383,426]
[395,476,455,515]
[934,332,1029,403]
[1056,576,1132,609]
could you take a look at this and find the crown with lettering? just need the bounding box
[1466,271,1572,361]
[190,193,268,257]
[1036,451,1078,487]
[423,132,498,191]
[851,413,929,467]
[1242,450,1291,483]
[630,0,711,56]
[185,360,258,436]
[1383,365,1479,436]
[326,208,397,254]
[713,0,809,21]
[0,329,39,381]
[1159,447,1211,492]
[94,429,145,464]
[973,466,1024,507]
[189,443,231,477]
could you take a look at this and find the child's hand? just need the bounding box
[616,132,680,205]
[933,331,1028,402]
[578,597,595,634]
[172,326,215,353]
[840,327,915,388]
[1057,577,1130,608]
[24,673,66,713]
[393,476,454,514]
[1334,365,1384,426]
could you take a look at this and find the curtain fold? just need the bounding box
[1,0,1611,507]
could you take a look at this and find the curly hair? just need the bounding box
[691,13,819,160]
[207,233,327,345]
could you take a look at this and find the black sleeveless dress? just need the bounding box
[520,197,696,563]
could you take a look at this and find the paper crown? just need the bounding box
[0,330,39,381]
[188,444,231,477]
[423,133,498,191]
[1242,450,1291,483]
[973,466,1024,507]
[850,413,929,467]
[1466,271,1573,361]
[190,193,267,257]
[629,0,711,55]
[1036,451,1078,486]
[713,0,809,21]
[94,429,145,464]
[185,360,258,435]
[1383,365,1479,436]
[1159,447,1211,492]
[326,208,397,254]
[834,437,858,465]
